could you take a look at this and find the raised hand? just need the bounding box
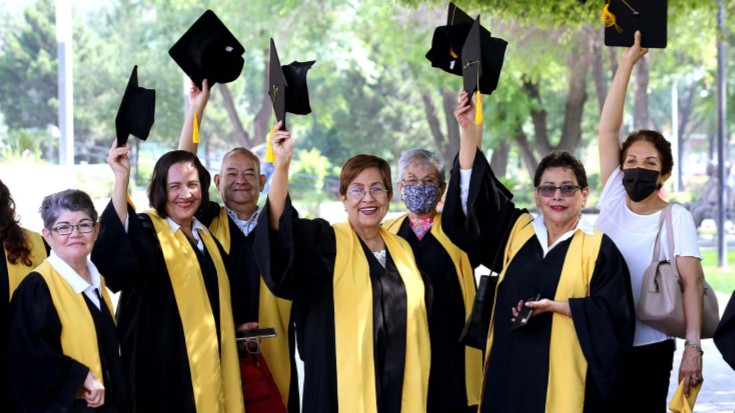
[272,121,294,168]
[107,140,131,179]
[187,78,210,112]
[454,90,476,130]
[621,31,649,68]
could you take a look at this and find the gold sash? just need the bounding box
[384,213,482,405]
[36,260,114,387]
[145,211,244,413]
[333,222,430,413]
[6,228,46,300]
[209,206,294,406]
[482,214,603,411]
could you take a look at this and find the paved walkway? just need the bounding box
[669,291,735,413]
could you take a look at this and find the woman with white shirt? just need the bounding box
[91,146,244,413]
[597,31,705,411]
[441,91,635,413]
[8,189,127,412]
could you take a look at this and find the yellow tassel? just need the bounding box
[265,126,276,162]
[126,194,136,211]
[600,1,623,33]
[449,48,458,59]
[474,92,483,124]
[193,112,200,144]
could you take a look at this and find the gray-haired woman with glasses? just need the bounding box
[439,91,635,413]
[8,189,127,412]
[253,122,430,413]
[384,148,483,413]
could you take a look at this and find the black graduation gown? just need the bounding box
[441,150,635,413]
[3,240,49,413]
[253,196,411,413]
[198,202,300,412]
[714,291,735,370]
[90,202,222,413]
[8,273,128,413]
[395,221,469,413]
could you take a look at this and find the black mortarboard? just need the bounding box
[461,16,508,99]
[425,2,475,76]
[602,0,668,48]
[168,10,245,90]
[115,65,155,147]
[267,39,315,131]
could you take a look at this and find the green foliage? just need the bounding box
[290,147,340,218]
[0,0,58,129]
[701,249,735,293]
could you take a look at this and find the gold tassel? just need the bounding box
[474,92,483,124]
[126,194,136,210]
[449,48,458,59]
[600,1,623,33]
[193,112,200,144]
[265,126,276,162]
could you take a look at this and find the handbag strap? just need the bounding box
[652,203,678,276]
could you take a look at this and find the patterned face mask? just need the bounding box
[402,184,441,215]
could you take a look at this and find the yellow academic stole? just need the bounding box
[333,222,430,413]
[6,228,47,300]
[482,213,603,412]
[209,206,294,406]
[145,211,244,413]
[36,260,114,390]
[384,213,482,405]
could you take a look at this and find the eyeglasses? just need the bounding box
[347,187,391,200]
[536,185,582,198]
[400,176,441,187]
[51,222,96,235]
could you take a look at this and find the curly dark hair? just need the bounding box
[533,150,589,189]
[0,180,33,266]
[620,130,673,176]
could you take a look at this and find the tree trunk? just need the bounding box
[219,84,252,148]
[422,91,449,162]
[490,138,510,177]
[514,129,538,178]
[633,55,650,130]
[557,40,590,152]
[589,27,607,113]
[521,77,552,155]
[442,89,461,164]
[254,43,274,147]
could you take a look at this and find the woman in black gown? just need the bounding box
[441,91,635,413]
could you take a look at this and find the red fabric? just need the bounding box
[240,352,288,413]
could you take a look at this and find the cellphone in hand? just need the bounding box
[236,327,277,341]
[511,293,541,331]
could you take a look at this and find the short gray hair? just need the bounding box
[397,149,446,183]
[39,189,98,230]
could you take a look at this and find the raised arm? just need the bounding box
[177,78,210,154]
[455,90,482,169]
[268,121,293,230]
[106,141,131,226]
[598,31,648,187]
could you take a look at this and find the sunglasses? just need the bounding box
[536,185,582,198]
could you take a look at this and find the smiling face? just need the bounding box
[42,209,98,265]
[534,166,589,229]
[214,151,265,211]
[340,167,392,234]
[165,162,202,227]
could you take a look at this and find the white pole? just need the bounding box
[55,0,73,165]
[671,79,680,192]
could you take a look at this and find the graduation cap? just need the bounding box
[602,0,667,48]
[168,10,245,90]
[461,16,508,124]
[425,2,475,75]
[265,38,315,162]
[115,65,155,147]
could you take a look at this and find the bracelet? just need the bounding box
[684,341,704,355]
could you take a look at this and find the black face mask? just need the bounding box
[622,167,660,202]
